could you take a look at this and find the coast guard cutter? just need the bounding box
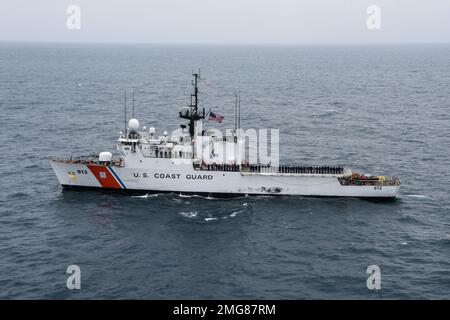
[50,72,401,198]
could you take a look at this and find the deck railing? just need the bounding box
[199,164,344,175]
[49,155,124,167]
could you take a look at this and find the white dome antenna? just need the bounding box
[99,151,112,163]
[128,119,139,133]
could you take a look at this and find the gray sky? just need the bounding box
[1,0,449,44]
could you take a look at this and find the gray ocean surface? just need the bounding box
[0,43,449,299]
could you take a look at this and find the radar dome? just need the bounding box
[99,151,112,162]
[128,119,139,132]
[149,127,155,134]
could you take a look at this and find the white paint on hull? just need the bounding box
[50,160,400,198]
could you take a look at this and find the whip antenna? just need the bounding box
[124,90,127,135]
[132,87,135,119]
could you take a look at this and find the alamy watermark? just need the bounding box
[66,264,81,290]
[66,5,81,30]
[366,5,381,30]
[366,265,381,290]
[174,121,280,167]
[63,5,381,32]
[63,5,382,33]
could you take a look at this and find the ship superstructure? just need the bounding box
[50,72,400,198]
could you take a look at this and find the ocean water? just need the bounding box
[0,43,449,299]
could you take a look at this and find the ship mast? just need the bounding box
[179,70,205,137]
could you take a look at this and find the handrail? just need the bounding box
[49,155,124,167]
[199,163,345,174]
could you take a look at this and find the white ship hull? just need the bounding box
[50,160,400,198]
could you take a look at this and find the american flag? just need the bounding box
[208,111,224,123]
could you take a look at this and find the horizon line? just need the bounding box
[1,40,450,46]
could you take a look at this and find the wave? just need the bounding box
[131,193,161,199]
[229,211,240,218]
[177,193,248,200]
[179,211,198,218]
[402,194,433,200]
[312,109,338,118]
[24,164,39,169]
[399,214,423,224]
[9,192,29,199]
[178,202,249,221]
[178,193,192,198]
[177,193,216,200]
